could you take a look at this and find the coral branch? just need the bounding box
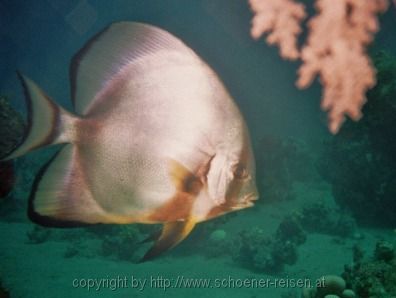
[297,0,388,133]
[249,0,306,60]
[249,0,389,134]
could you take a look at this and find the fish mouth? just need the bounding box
[244,192,258,202]
[249,192,259,200]
[232,192,258,210]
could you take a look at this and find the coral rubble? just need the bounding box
[342,240,396,297]
[24,222,152,262]
[299,202,356,237]
[316,52,396,227]
[26,225,51,244]
[0,95,25,199]
[302,275,356,298]
[0,95,25,158]
[228,200,356,273]
[100,225,142,261]
[256,135,316,202]
[232,215,306,273]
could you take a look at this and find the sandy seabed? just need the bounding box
[0,181,393,298]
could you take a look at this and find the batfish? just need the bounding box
[2,22,258,261]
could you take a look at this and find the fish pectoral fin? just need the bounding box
[140,219,196,262]
[169,159,202,195]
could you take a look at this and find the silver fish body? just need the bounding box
[4,22,258,260]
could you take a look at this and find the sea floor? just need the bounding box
[0,180,394,298]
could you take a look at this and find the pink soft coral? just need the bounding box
[249,0,389,133]
[249,0,306,60]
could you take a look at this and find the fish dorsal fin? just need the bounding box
[70,21,196,115]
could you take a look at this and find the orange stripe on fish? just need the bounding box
[148,159,203,222]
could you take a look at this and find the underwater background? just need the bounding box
[1,0,396,297]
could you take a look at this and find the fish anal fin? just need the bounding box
[29,145,116,227]
[139,229,162,244]
[140,219,196,262]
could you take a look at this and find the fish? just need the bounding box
[2,22,258,261]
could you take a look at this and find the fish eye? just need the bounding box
[233,163,248,180]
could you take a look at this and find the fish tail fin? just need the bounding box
[2,73,79,160]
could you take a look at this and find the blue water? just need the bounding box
[1,1,396,297]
